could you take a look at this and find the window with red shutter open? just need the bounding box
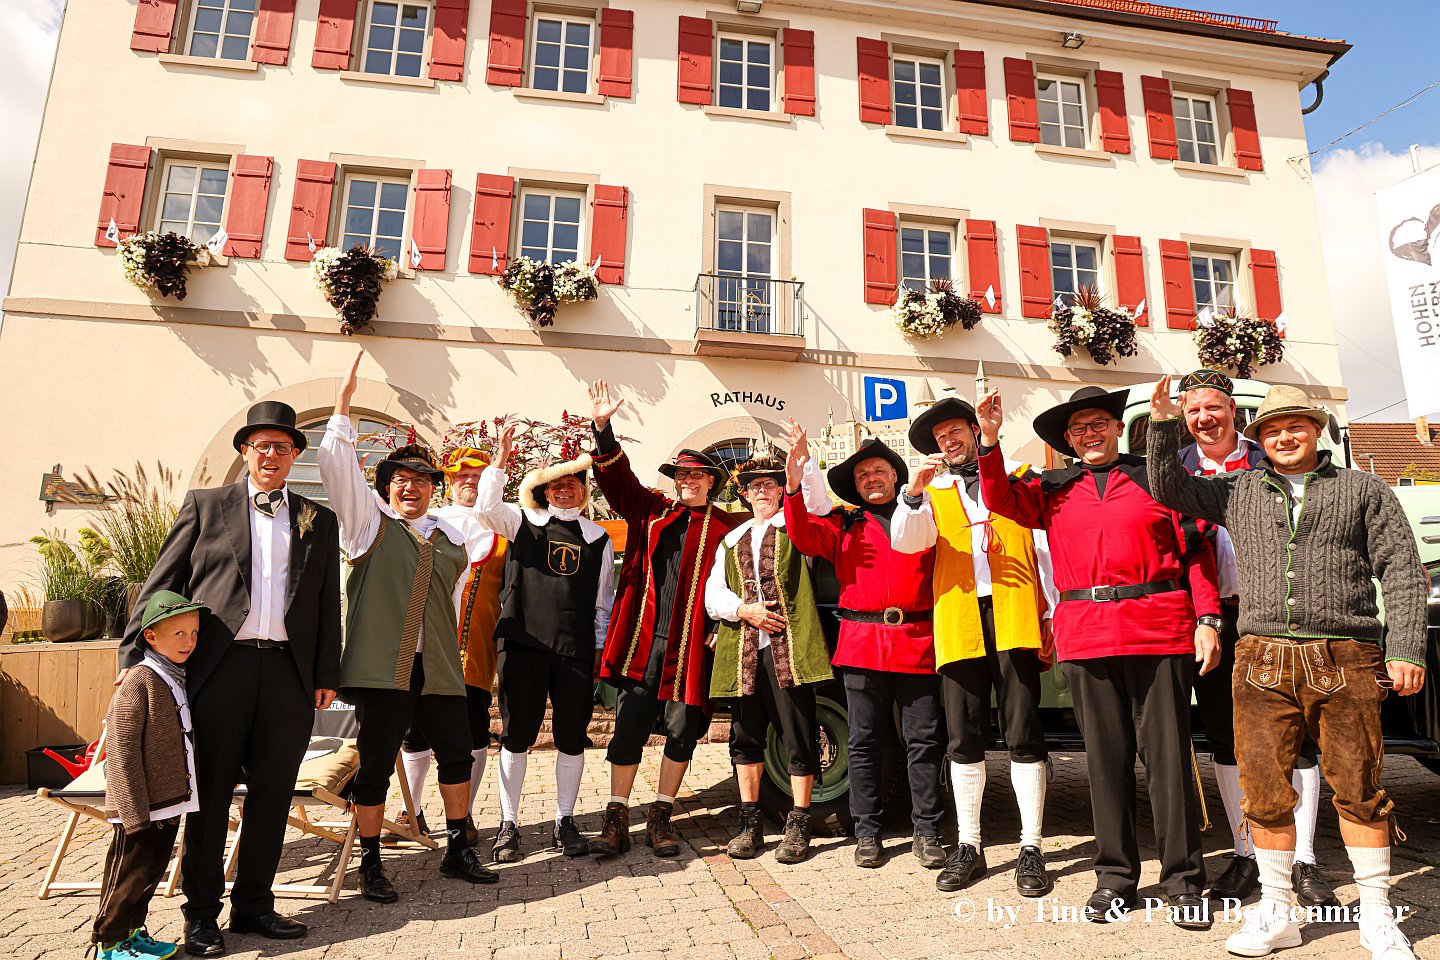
[954,50,987,136]
[1016,225,1052,319]
[285,160,337,261]
[428,0,470,82]
[1249,248,1283,327]
[485,0,526,85]
[250,0,297,64]
[965,219,1002,313]
[856,38,890,125]
[590,185,629,284]
[1227,88,1264,172]
[1003,57,1038,143]
[1141,76,1178,161]
[96,144,152,247]
[468,174,514,274]
[1159,238,1196,328]
[862,208,897,305]
[131,0,180,53]
[597,8,634,98]
[410,168,452,271]
[1112,235,1148,325]
[677,16,713,104]
[224,155,274,258]
[1094,70,1130,154]
[782,29,815,116]
[312,0,358,70]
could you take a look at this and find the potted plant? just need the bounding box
[892,279,983,339]
[1047,286,1139,367]
[1193,310,1285,378]
[118,230,207,300]
[29,529,109,643]
[312,245,398,335]
[498,256,598,327]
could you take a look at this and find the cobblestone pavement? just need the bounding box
[3,747,1437,960]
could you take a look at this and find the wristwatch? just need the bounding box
[1196,615,1223,630]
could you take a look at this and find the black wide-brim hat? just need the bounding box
[828,437,909,507]
[233,400,307,453]
[1033,386,1131,458]
[659,448,728,486]
[374,445,446,496]
[907,397,979,455]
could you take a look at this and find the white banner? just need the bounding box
[1376,164,1440,418]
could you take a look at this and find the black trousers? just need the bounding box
[497,641,594,755]
[93,819,180,944]
[842,667,945,838]
[183,644,312,922]
[1062,654,1205,898]
[729,646,821,776]
[607,679,711,766]
[938,597,1048,764]
[403,683,494,753]
[348,654,473,808]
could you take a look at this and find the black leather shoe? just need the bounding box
[183,919,225,957]
[1015,845,1054,898]
[491,820,521,863]
[1083,888,1137,923]
[1207,853,1260,902]
[440,845,500,883]
[935,843,986,892]
[1292,861,1340,909]
[1167,893,1213,930]
[912,835,945,869]
[854,836,885,868]
[554,816,589,857]
[358,859,399,903]
[227,912,306,939]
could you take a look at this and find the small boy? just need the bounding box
[93,590,206,960]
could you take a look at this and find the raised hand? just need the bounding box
[976,388,1004,446]
[783,419,810,492]
[337,349,363,417]
[495,419,517,470]
[1151,374,1181,421]
[907,453,947,497]
[589,379,624,430]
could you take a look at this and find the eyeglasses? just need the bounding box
[245,441,296,455]
[1066,418,1115,438]
[745,479,780,493]
[390,476,434,489]
[673,470,711,482]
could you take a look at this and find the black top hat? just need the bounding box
[233,401,307,453]
[827,438,909,508]
[659,449,728,488]
[1032,386,1132,458]
[907,397,979,455]
[374,444,445,497]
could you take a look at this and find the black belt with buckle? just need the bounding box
[838,607,933,625]
[1059,579,1181,603]
[233,637,287,649]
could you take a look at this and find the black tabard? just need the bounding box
[495,515,608,661]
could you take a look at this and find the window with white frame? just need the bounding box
[292,417,399,504]
[1050,239,1102,305]
[157,161,230,245]
[1173,93,1220,165]
[342,176,410,260]
[899,223,954,292]
[519,190,585,264]
[1191,253,1236,311]
[186,0,257,60]
[1037,75,1088,149]
[892,55,945,132]
[530,15,593,94]
[714,206,775,332]
[717,34,773,111]
[361,1,431,79]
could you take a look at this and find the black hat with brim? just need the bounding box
[828,437,909,508]
[374,446,445,497]
[735,458,786,489]
[1033,386,1132,458]
[233,400,307,453]
[659,449,728,486]
[907,397,980,455]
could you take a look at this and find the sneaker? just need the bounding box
[854,836,885,868]
[773,810,813,865]
[1226,900,1303,957]
[126,929,178,960]
[726,806,765,860]
[553,816,589,857]
[97,941,147,960]
[935,844,986,893]
[491,820,520,863]
[1015,845,1053,898]
[912,835,945,869]
[1359,909,1415,960]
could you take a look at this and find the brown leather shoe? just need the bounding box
[588,801,631,858]
[382,810,427,842]
[464,815,479,848]
[645,800,682,857]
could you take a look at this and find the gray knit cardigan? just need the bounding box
[1147,417,1427,666]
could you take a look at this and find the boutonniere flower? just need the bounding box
[297,502,317,540]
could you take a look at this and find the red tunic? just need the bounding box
[783,491,936,674]
[593,440,746,708]
[977,449,1219,662]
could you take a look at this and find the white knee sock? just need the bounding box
[1292,766,1321,865]
[498,748,528,824]
[400,749,432,816]
[1011,761,1046,849]
[1346,846,1392,918]
[951,761,986,849]
[467,748,488,811]
[1214,761,1250,857]
[555,751,585,821]
[1255,846,1295,908]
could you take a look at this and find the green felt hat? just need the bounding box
[139,590,208,633]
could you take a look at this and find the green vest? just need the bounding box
[710,523,832,699]
[341,515,468,696]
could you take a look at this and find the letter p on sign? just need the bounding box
[864,376,907,422]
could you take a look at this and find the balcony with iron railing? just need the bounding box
[692,273,806,361]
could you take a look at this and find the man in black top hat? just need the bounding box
[121,400,341,955]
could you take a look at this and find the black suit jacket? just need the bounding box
[120,481,343,696]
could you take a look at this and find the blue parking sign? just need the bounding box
[863,376,908,422]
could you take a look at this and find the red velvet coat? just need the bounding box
[978,449,1219,662]
[783,491,936,674]
[592,439,746,708]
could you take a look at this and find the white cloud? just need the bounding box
[1312,142,1440,421]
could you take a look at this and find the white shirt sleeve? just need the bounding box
[704,542,743,622]
[471,464,523,541]
[1033,528,1060,619]
[889,490,938,553]
[595,539,616,648]
[316,414,383,559]
[799,458,833,517]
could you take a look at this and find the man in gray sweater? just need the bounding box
[1147,378,1425,960]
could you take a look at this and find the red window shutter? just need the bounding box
[1159,239,1195,329]
[861,209,897,305]
[597,8,634,98]
[1003,57,1038,143]
[284,160,337,262]
[1016,225,1052,319]
[130,0,179,52]
[1250,248,1283,328]
[485,0,527,85]
[95,144,151,248]
[954,49,988,136]
[1228,88,1264,172]
[468,174,514,275]
[590,185,629,284]
[965,219,1002,314]
[313,0,358,70]
[782,29,816,116]
[250,0,296,64]
[1112,235,1148,326]
[428,0,470,81]
[1094,70,1131,154]
[677,16,713,105]
[222,155,274,258]
[856,38,891,125]
[410,169,452,271]
[1141,75,1178,161]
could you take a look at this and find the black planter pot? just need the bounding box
[41,599,106,643]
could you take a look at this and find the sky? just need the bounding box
[1,0,1437,419]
